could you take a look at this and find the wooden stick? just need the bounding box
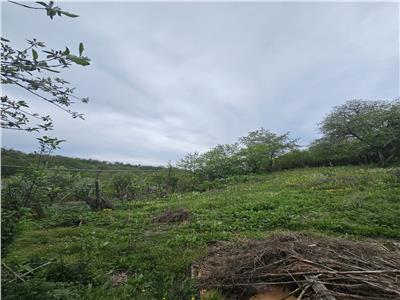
[6,260,54,284]
[305,275,336,300]
[252,269,400,278]
[297,285,310,300]
[2,262,25,282]
[280,286,301,300]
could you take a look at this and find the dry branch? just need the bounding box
[196,233,400,300]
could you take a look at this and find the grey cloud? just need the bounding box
[1,2,399,165]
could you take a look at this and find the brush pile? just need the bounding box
[152,208,191,223]
[196,233,400,299]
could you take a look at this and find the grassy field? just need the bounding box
[3,165,400,299]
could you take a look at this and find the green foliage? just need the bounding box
[1,208,27,254]
[177,129,299,180]
[111,174,134,200]
[320,99,400,165]
[2,166,399,299]
[45,260,95,285]
[199,144,242,180]
[274,149,313,170]
[239,128,299,170]
[34,1,80,19]
[176,152,202,174]
[1,37,90,132]
[44,169,76,204]
[3,278,80,300]
[1,1,90,153]
[239,143,272,173]
[176,100,400,180]
[69,177,93,201]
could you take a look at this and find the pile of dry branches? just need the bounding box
[196,233,400,299]
[152,208,191,223]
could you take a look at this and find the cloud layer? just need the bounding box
[2,2,399,165]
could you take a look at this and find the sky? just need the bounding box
[1,1,399,166]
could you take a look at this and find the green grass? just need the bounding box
[3,166,400,299]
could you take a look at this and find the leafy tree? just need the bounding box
[1,1,90,136]
[177,152,202,174]
[308,137,368,166]
[320,99,400,165]
[238,144,272,173]
[1,1,91,251]
[164,162,179,193]
[43,167,76,204]
[200,144,242,180]
[275,149,312,169]
[111,173,134,200]
[239,128,299,171]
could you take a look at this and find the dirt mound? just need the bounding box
[195,233,400,300]
[46,217,85,228]
[152,208,191,223]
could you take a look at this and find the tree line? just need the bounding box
[177,99,400,181]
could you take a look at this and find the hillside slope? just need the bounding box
[3,166,400,299]
[1,148,163,176]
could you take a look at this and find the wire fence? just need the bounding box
[1,164,149,173]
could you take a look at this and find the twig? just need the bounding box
[330,291,390,300]
[358,279,400,296]
[291,256,336,271]
[8,1,45,10]
[305,275,336,300]
[297,284,310,300]
[252,269,400,278]
[213,280,311,287]
[280,286,301,300]
[2,262,25,282]
[6,260,54,284]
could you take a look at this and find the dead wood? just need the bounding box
[196,233,400,300]
[152,208,191,223]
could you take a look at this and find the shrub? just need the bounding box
[2,278,80,300]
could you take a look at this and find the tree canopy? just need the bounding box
[320,99,400,165]
[1,1,90,145]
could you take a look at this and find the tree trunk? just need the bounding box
[377,150,386,166]
[31,200,46,218]
[95,178,101,210]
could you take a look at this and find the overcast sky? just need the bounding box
[1,1,399,166]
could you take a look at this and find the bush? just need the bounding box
[2,278,80,300]
[45,260,96,286]
[1,209,21,253]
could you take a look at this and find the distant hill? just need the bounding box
[1,148,163,176]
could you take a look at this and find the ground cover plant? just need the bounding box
[2,165,400,299]
[2,2,400,299]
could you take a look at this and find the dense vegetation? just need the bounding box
[2,166,400,299]
[1,148,162,176]
[1,2,399,299]
[177,99,400,180]
[2,99,400,253]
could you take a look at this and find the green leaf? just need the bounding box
[42,67,60,73]
[17,101,29,108]
[63,47,70,55]
[60,11,79,18]
[32,49,38,60]
[36,1,48,8]
[79,42,84,56]
[67,54,90,66]
[22,264,33,272]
